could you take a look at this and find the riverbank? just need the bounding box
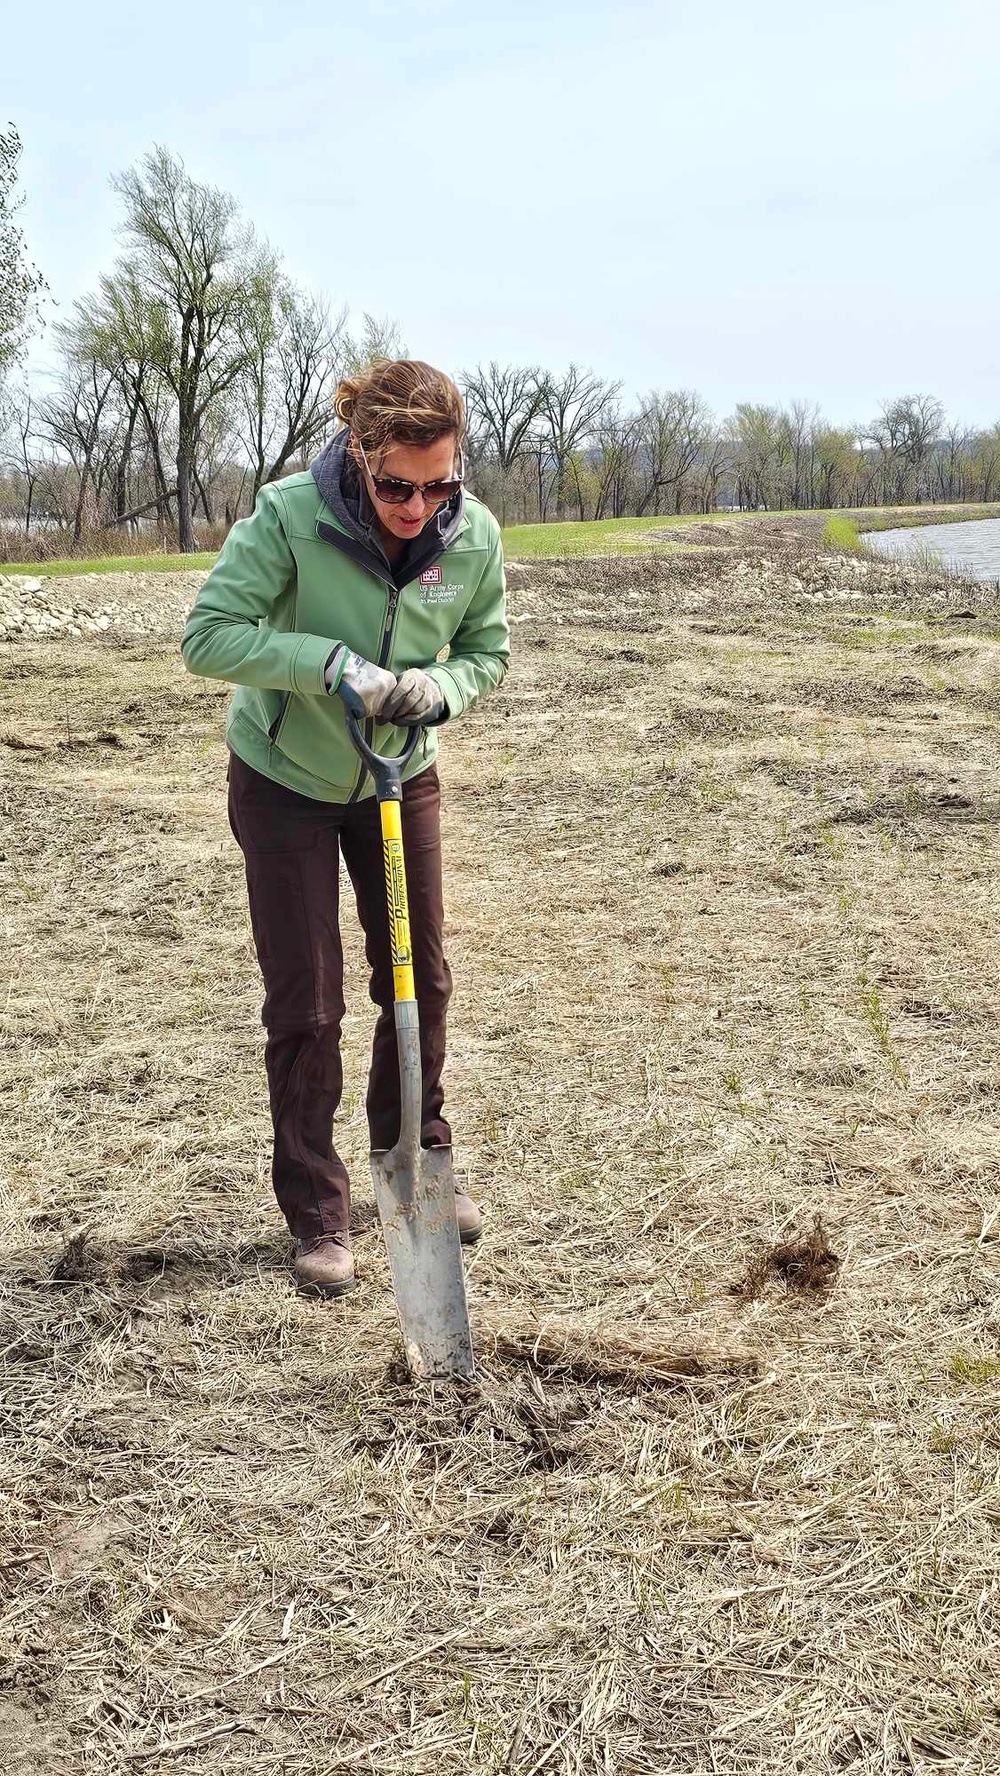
[863,515,1000,583]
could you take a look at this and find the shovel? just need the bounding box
[342,687,475,1382]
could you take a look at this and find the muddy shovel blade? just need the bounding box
[370,1144,475,1381]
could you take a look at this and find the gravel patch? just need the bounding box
[0,570,207,643]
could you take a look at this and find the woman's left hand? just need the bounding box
[382,668,445,724]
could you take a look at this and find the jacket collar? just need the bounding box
[310,429,467,590]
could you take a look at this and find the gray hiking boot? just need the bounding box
[293,1230,356,1298]
[455,1185,484,1246]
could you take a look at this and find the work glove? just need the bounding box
[326,647,396,717]
[381,668,445,725]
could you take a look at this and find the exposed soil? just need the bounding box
[732,1214,841,1301]
[3,533,1000,1772]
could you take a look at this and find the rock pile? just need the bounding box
[0,571,207,643]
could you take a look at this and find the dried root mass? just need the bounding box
[733,1214,841,1301]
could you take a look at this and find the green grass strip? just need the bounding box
[2,552,220,578]
[822,515,862,551]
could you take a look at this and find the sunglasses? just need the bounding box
[356,436,464,507]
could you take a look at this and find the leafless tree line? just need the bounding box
[464,379,1000,526]
[3,146,1000,558]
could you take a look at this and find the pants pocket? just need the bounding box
[228,753,324,855]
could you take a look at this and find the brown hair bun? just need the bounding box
[334,358,465,457]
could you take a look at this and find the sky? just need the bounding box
[6,0,1000,428]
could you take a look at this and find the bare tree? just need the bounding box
[192,396,239,521]
[868,395,944,504]
[933,422,972,503]
[691,425,729,514]
[785,401,821,507]
[538,365,619,519]
[634,390,713,514]
[40,351,119,543]
[110,147,272,550]
[240,280,348,499]
[1,125,46,380]
[591,406,640,519]
[462,362,546,521]
[71,270,175,525]
[1,376,43,533]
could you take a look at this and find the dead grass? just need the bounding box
[3,539,1000,1772]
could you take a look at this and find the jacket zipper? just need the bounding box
[347,579,403,805]
[377,583,401,669]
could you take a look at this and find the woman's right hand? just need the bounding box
[327,647,396,716]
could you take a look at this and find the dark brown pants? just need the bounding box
[227,752,452,1240]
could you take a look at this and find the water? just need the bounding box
[860,517,1000,582]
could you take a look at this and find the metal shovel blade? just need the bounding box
[370,1144,476,1381]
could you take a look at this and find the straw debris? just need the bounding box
[4,532,1000,1772]
[484,1313,761,1385]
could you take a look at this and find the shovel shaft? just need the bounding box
[341,687,424,1146]
[380,797,422,1158]
[379,798,416,1005]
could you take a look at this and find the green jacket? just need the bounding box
[180,471,509,803]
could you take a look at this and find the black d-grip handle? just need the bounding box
[340,682,420,798]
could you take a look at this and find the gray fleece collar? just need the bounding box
[310,429,466,589]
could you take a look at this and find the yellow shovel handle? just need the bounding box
[380,799,416,1004]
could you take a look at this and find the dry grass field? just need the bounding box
[3,538,1000,1774]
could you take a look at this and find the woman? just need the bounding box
[181,359,509,1297]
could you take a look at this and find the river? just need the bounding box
[860,517,1000,582]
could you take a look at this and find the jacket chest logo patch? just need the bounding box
[418,566,463,605]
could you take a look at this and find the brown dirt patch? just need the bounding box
[733,1215,842,1301]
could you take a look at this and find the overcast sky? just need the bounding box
[7,0,1000,428]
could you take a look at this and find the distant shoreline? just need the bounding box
[4,500,1000,577]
